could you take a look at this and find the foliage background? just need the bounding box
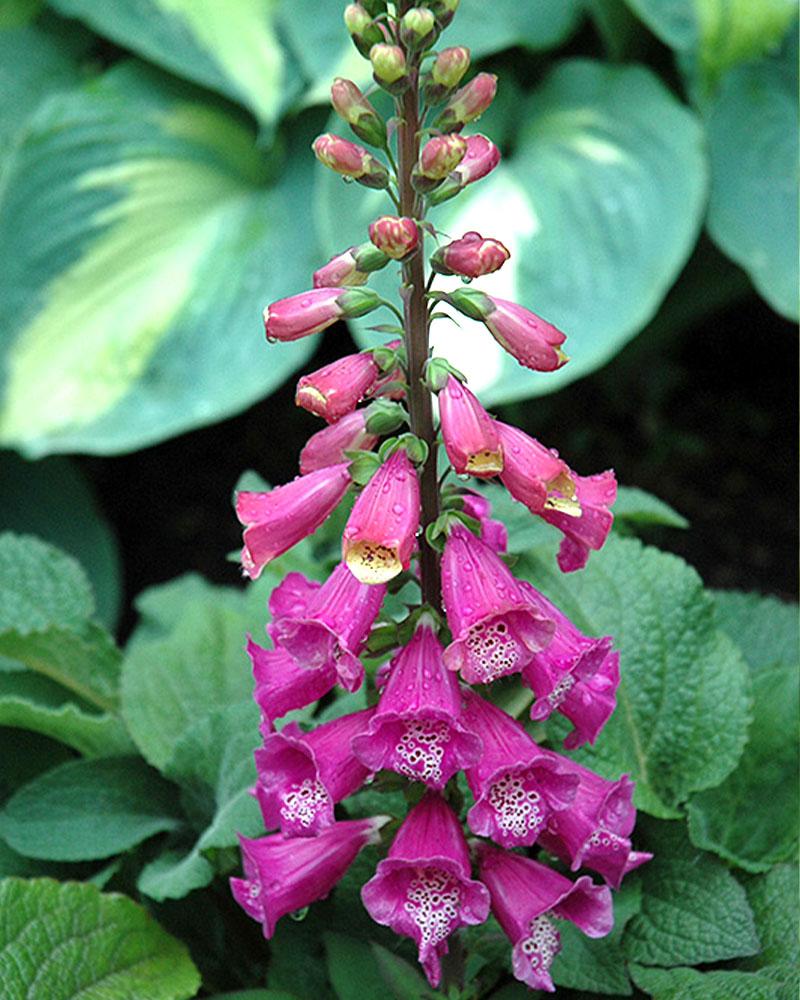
[0,1,797,999]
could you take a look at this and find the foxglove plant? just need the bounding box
[231,2,649,992]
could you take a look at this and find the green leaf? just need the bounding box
[630,964,781,999]
[324,932,392,1000]
[206,993,300,1000]
[317,60,707,406]
[0,62,318,457]
[0,454,122,629]
[369,942,439,1000]
[0,0,42,27]
[623,820,760,966]
[0,877,200,999]
[742,865,800,970]
[612,486,689,530]
[267,913,333,1000]
[713,590,799,672]
[48,0,294,128]
[706,42,798,319]
[0,756,181,861]
[518,534,751,815]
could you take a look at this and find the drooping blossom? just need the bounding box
[330,78,386,148]
[299,409,379,474]
[495,421,575,515]
[477,843,613,992]
[313,133,390,188]
[535,756,652,889]
[434,72,497,131]
[342,449,420,584]
[441,525,554,684]
[232,816,387,938]
[265,286,382,342]
[313,243,388,288]
[236,463,351,579]
[269,565,386,692]
[541,469,617,573]
[460,689,577,848]
[296,352,380,423]
[362,792,490,987]
[352,621,481,788]
[427,134,500,205]
[248,638,337,738]
[431,232,510,279]
[438,375,503,477]
[255,707,375,836]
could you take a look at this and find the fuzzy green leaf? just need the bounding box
[713,590,799,674]
[630,964,781,999]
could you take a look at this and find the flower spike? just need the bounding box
[248,638,338,738]
[438,374,503,477]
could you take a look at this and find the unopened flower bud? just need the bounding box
[364,399,408,435]
[427,133,500,205]
[313,247,368,289]
[434,72,497,132]
[370,43,408,94]
[313,133,390,189]
[331,78,386,148]
[422,46,470,104]
[337,287,384,318]
[400,7,437,51]
[344,3,384,58]
[412,134,467,192]
[431,231,510,278]
[423,357,454,392]
[369,215,419,260]
[353,241,390,273]
[430,0,460,28]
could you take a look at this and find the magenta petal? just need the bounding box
[438,376,502,478]
[441,525,554,684]
[296,352,380,423]
[461,492,508,553]
[300,410,379,474]
[541,470,617,573]
[495,422,567,514]
[268,572,321,626]
[352,624,482,788]
[362,793,490,987]
[248,637,337,736]
[231,816,387,938]
[236,464,351,579]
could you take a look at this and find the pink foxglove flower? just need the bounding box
[460,491,508,553]
[461,689,578,848]
[424,46,471,101]
[418,134,467,179]
[435,72,498,131]
[427,134,500,205]
[269,564,386,692]
[296,352,380,423]
[248,638,337,738]
[369,215,419,260]
[362,792,490,987]
[541,469,617,573]
[232,816,387,938]
[330,78,386,148]
[441,525,554,684]
[313,248,368,289]
[313,133,390,188]
[265,287,380,342]
[495,421,575,515]
[478,843,613,993]
[236,463,351,579]
[535,758,652,889]
[352,622,482,788]
[431,232,509,279]
[438,375,503,477]
[299,409,378,474]
[342,449,420,584]
[255,707,376,837]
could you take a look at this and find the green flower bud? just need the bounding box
[364,399,408,435]
[353,242,390,273]
[370,43,408,94]
[400,8,437,51]
[344,3,384,58]
[337,287,384,318]
[331,77,387,148]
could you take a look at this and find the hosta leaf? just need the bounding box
[624,820,760,966]
[706,42,799,320]
[48,0,294,128]
[630,964,781,999]
[316,60,707,405]
[0,755,182,861]
[0,877,200,1000]
[517,533,751,815]
[0,61,318,456]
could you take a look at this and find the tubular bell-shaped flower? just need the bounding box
[265,287,381,342]
[352,622,481,788]
[313,133,390,188]
[255,707,376,837]
[231,816,388,938]
[541,469,617,573]
[441,525,554,684]
[431,231,510,279]
[477,843,613,993]
[535,757,652,889]
[299,409,379,474]
[438,375,503,477]
[460,491,508,553]
[269,564,386,692]
[342,448,420,584]
[460,689,578,848]
[296,352,380,423]
[362,792,490,987]
[248,638,338,738]
[427,134,500,205]
[236,463,351,579]
[495,421,576,515]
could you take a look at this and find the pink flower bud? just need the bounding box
[431,231,509,278]
[342,449,420,584]
[312,133,389,189]
[438,375,503,477]
[418,134,467,180]
[331,77,386,148]
[296,351,380,423]
[434,72,497,132]
[431,46,470,90]
[299,409,378,474]
[427,134,500,205]
[370,43,407,91]
[369,215,419,260]
[264,287,381,342]
[313,247,368,289]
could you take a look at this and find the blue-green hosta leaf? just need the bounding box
[0,62,318,456]
[706,43,798,320]
[48,0,294,128]
[0,877,200,1000]
[316,60,707,406]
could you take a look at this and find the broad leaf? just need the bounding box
[612,486,689,530]
[706,42,799,319]
[518,533,751,815]
[0,755,181,861]
[0,877,200,999]
[623,820,760,966]
[630,964,781,999]
[48,0,294,128]
[0,62,318,456]
[739,865,800,999]
[324,932,397,1000]
[317,60,707,405]
[713,590,799,672]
